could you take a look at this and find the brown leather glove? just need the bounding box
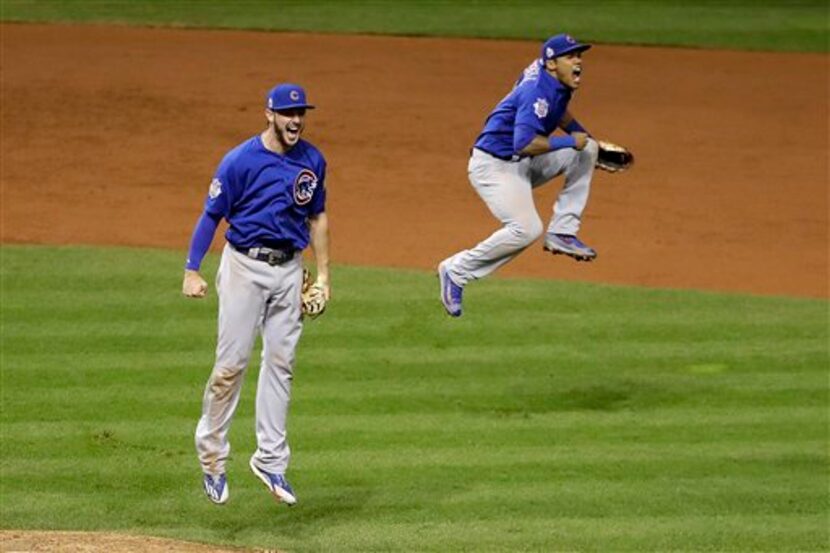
[596,140,635,173]
[301,268,327,319]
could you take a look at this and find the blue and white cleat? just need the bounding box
[249,459,297,506]
[543,233,597,262]
[203,473,229,505]
[438,261,463,317]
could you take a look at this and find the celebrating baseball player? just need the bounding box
[438,33,633,317]
[182,83,330,506]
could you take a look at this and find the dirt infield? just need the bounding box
[1,23,827,299]
[0,530,268,552]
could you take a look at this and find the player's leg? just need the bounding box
[249,257,303,504]
[530,138,598,234]
[443,150,543,286]
[530,139,599,260]
[195,245,266,477]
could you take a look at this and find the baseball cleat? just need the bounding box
[249,459,297,506]
[203,473,229,505]
[438,261,463,317]
[543,233,597,262]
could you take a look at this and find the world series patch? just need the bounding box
[293,169,318,205]
[533,98,549,118]
[208,178,222,199]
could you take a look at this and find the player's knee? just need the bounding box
[508,216,543,246]
[583,138,599,161]
[526,217,544,242]
[208,365,244,401]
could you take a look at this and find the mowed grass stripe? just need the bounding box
[1,245,827,551]
[3,374,826,422]
[1,0,826,52]
[2,404,824,444]
[2,413,825,464]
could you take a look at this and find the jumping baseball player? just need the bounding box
[182,83,330,506]
[438,33,631,317]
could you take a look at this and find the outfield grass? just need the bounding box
[1,0,827,52]
[1,245,828,551]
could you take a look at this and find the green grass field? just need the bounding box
[1,245,827,551]
[1,0,827,52]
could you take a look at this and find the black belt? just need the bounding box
[232,244,296,266]
[472,147,522,162]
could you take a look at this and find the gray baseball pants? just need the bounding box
[195,243,303,476]
[444,139,598,285]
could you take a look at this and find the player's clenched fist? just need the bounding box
[183,270,208,298]
[572,132,589,151]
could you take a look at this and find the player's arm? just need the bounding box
[183,162,235,298]
[558,110,591,147]
[558,110,589,135]
[182,211,222,298]
[308,212,330,300]
[516,128,588,156]
[183,166,233,299]
[513,90,586,157]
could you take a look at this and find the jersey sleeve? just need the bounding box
[512,86,549,153]
[513,124,538,153]
[308,159,327,216]
[203,155,236,218]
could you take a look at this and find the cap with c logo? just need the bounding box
[541,34,591,61]
[266,83,316,111]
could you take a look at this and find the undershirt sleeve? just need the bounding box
[185,211,222,271]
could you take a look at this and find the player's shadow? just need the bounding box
[255,483,374,539]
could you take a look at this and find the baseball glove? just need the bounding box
[596,140,634,173]
[301,268,327,319]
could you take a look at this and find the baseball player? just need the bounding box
[182,83,329,506]
[438,33,600,317]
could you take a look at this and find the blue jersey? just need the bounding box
[204,135,327,251]
[474,59,573,159]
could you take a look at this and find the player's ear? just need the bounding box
[544,59,557,73]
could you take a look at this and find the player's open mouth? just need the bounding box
[286,126,300,139]
[573,66,582,83]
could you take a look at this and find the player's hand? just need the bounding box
[572,132,589,151]
[315,274,331,300]
[301,269,329,319]
[183,270,208,298]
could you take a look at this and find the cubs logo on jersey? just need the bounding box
[293,169,318,205]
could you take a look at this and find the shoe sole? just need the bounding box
[249,459,297,506]
[543,245,597,262]
[437,263,462,317]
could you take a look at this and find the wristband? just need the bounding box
[548,135,577,151]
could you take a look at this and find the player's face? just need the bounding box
[549,52,584,89]
[267,108,307,150]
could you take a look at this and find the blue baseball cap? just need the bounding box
[541,33,591,61]
[266,83,315,111]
